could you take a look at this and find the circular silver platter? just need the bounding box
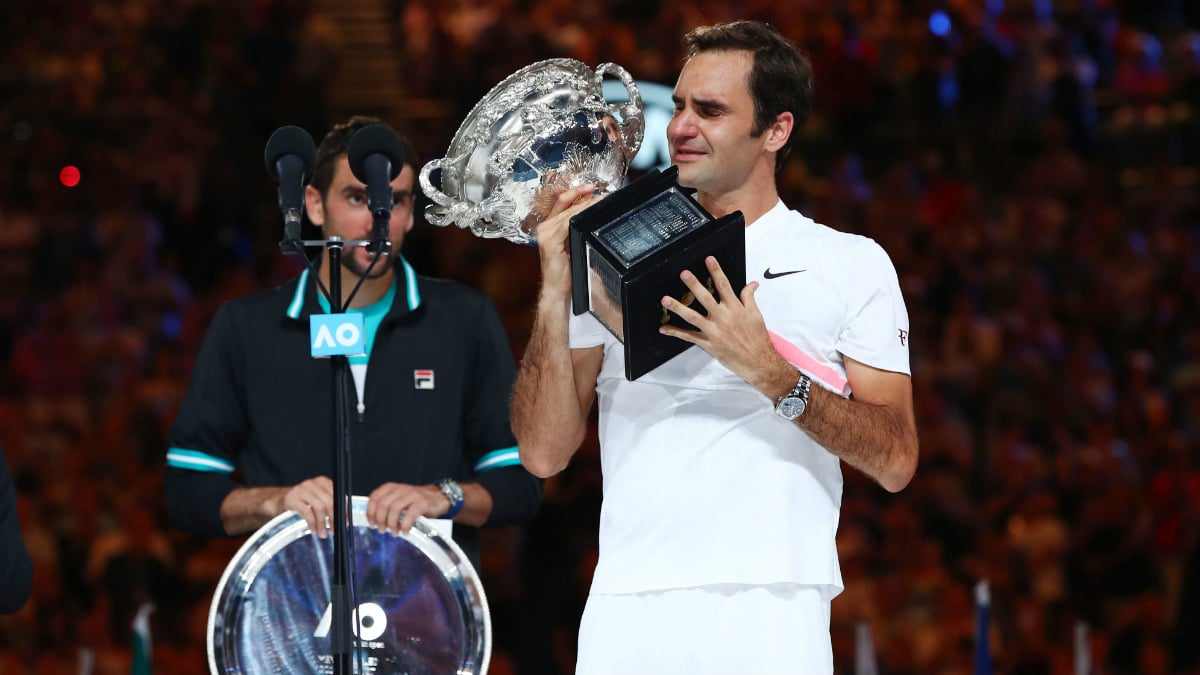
[208,496,491,674]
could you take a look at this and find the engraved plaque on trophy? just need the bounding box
[570,166,746,380]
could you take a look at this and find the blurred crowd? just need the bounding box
[2,0,1199,673]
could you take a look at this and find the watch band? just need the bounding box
[774,372,812,420]
[437,478,465,518]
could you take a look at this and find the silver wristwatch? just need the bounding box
[437,478,465,517]
[775,373,812,421]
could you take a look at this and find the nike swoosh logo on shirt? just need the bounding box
[763,268,806,279]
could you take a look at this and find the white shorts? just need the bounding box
[576,584,833,675]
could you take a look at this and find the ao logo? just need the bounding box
[312,321,357,345]
[313,322,359,348]
[603,80,674,171]
[313,602,387,641]
[310,313,366,357]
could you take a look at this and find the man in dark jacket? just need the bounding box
[164,116,542,567]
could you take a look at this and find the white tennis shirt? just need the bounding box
[570,201,910,596]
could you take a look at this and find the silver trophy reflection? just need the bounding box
[420,59,645,244]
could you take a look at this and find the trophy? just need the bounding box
[420,58,645,244]
[421,58,746,380]
[208,497,491,674]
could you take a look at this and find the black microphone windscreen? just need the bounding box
[347,124,407,184]
[264,126,316,180]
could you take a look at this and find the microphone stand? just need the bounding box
[280,230,387,675]
[272,122,397,673]
[276,234,364,667]
[326,236,355,675]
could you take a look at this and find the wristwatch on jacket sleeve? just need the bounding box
[437,478,465,517]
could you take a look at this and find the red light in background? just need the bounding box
[59,165,81,188]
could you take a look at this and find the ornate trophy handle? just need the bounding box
[419,157,454,226]
[596,62,644,160]
[421,155,522,241]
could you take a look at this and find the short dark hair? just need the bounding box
[309,115,418,197]
[684,21,813,171]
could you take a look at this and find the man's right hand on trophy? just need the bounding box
[279,475,336,538]
[535,183,605,299]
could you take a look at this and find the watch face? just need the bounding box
[442,480,465,501]
[779,396,806,419]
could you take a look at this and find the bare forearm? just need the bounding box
[513,186,606,477]
[798,384,917,492]
[512,295,588,477]
[219,486,290,536]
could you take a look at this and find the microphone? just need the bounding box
[347,124,407,253]
[264,125,317,254]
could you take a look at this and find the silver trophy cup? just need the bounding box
[420,59,645,244]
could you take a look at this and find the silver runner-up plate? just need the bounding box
[208,495,491,675]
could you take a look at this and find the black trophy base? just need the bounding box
[570,167,746,380]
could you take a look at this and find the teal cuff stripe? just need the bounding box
[401,257,421,310]
[287,268,311,319]
[474,447,521,472]
[167,448,235,474]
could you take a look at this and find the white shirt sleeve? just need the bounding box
[836,238,911,375]
[568,301,608,349]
